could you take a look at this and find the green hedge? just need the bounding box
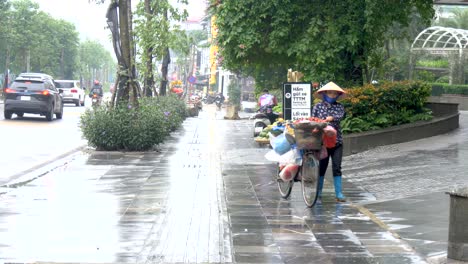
[431,83,468,96]
[340,81,432,134]
[80,95,187,151]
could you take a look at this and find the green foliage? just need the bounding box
[0,0,114,82]
[431,83,468,96]
[272,104,282,113]
[436,7,468,29]
[134,0,189,92]
[415,70,436,82]
[340,81,433,134]
[435,75,450,84]
[416,59,449,68]
[79,40,115,85]
[80,95,187,151]
[227,77,241,107]
[211,0,434,85]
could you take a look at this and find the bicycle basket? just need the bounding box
[293,122,325,150]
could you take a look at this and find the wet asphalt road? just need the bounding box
[0,100,87,186]
[0,104,466,263]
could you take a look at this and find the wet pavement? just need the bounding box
[0,105,467,263]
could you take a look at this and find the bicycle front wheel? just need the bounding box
[301,152,320,207]
[277,165,293,199]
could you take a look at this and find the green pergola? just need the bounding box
[410,26,468,84]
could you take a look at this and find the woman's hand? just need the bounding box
[325,116,334,122]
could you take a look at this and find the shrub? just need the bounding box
[435,75,449,84]
[340,81,432,134]
[416,59,449,68]
[415,70,436,82]
[431,83,468,96]
[80,95,187,151]
[227,78,241,107]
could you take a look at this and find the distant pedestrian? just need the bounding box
[312,81,347,202]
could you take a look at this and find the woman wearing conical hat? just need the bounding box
[312,81,347,202]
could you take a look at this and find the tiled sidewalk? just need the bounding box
[0,106,429,263]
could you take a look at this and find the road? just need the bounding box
[0,99,89,186]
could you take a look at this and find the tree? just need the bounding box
[171,29,208,93]
[0,0,80,78]
[79,40,115,86]
[436,8,468,29]
[93,0,140,107]
[134,0,188,97]
[211,0,434,87]
[0,0,11,73]
[8,0,40,72]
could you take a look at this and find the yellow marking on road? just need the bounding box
[350,203,401,239]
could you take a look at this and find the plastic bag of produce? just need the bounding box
[278,148,302,166]
[265,149,281,162]
[323,125,337,148]
[273,133,292,155]
[279,164,299,181]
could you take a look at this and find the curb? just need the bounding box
[2,144,87,188]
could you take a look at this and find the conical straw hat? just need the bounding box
[314,81,346,99]
[317,82,346,94]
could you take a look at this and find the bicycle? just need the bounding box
[276,121,327,207]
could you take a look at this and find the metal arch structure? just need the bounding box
[410,26,468,84]
[411,26,468,54]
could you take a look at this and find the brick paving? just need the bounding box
[0,106,465,263]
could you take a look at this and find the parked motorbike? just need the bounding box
[253,105,279,137]
[202,94,215,104]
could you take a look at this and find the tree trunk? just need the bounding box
[4,47,10,74]
[60,48,65,78]
[160,47,170,96]
[224,105,240,120]
[143,0,154,97]
[159,8,170,96]
[26,49,30,72]
[144,51,154,97]
[107,0,140,107]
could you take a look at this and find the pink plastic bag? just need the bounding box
[279,164,299,181]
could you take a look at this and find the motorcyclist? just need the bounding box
[258,89,278,123]
[215,93,225,104]
[89,80,104,98]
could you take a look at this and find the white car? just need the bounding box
[241,101,258,113]
[54,80,85,106]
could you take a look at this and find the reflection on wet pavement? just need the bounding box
[0,105,451,263]
[343,111,468,262]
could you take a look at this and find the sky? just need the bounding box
[33,0,207,55]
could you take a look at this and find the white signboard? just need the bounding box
[292,109,311,120]
[283,83,313,120]
[291,84,311,108]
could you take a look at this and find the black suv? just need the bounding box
[4,73,64,121]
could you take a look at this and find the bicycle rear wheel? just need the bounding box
[276,165,293,198]
[301,151,320,207]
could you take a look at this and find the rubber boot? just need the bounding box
[333,176,346,202]
[317,176,325,199]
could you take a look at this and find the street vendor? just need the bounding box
[312,81,347,202]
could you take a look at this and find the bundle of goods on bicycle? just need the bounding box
[286,117,337,149]
[264,142,301,181]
